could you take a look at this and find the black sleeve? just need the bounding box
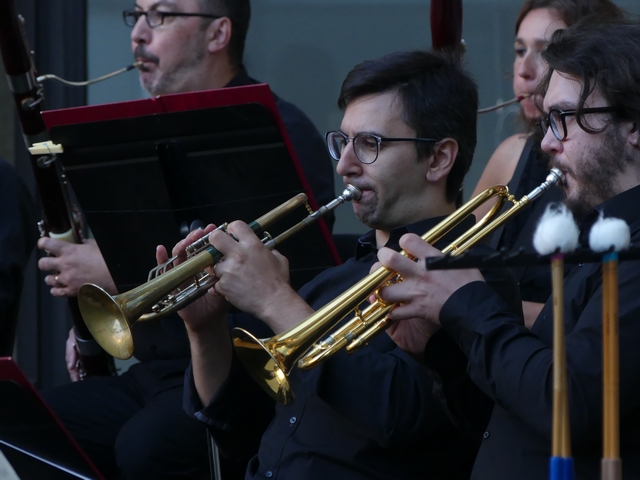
[183,349,275,463]
[422,265,521,436]
[439,260,640,449]
[182,314,276,463]
[423,331,494,436]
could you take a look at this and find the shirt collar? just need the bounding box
[224,66,256,88]
[353,214,476,259]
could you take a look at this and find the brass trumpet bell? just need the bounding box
[233,329,295,405]
[78,284,134,360]
[79,247,217,359]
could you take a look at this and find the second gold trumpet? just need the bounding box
[232,169,562,405]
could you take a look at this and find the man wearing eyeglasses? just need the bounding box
[38,1,334,479]
[375,18,640,480]
[173,50,523,479]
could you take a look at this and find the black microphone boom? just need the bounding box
[425,246,640,270]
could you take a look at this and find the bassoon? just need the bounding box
[0,0,114,378]
[430,0,464,53]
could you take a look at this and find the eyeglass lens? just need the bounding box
[124,10,163,27]
[549,110,564,140]
[327,133,379,164]
[540,110,564,141]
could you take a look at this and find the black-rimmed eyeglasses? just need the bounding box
[539,107,617,141]
[123,9,222,28]
[325,131,438,165]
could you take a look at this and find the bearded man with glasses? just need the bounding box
[375,17,640,480]
[37,1,334,479]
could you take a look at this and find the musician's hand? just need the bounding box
[37,237,117,297]
[209,221,311,333]
[157,225,229,333]
[385,317,441,359]
[365,261,440,357]
[376,234,484,354]
[161,226,235,406]
[65,328,81,382]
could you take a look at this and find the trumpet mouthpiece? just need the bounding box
[343,185,362,201]
[548,168,564,187]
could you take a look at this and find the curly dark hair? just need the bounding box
[539,17,640,134]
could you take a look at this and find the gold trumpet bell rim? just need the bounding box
[232,327,294,405]
[78,284,134,360]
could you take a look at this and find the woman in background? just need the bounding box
[472,0,624,327]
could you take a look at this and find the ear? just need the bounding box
[207,17,233,54]
[425,138,459,183]
[626,121,640,148]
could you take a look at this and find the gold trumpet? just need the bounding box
[232,168,562,405]
[78,186,360,360]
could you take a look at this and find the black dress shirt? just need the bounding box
[184,216,522,480]
[432,185,640,479]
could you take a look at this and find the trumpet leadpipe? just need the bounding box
[264,185,361,250]
[149,186,360,318]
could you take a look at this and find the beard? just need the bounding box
[135,33,206,96]
[555,127,631,221]
[144,51,205,96]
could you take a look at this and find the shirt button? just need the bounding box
[265,471,273,478]
[483,431,490,439]
[289,416,297,425]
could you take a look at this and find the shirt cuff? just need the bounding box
[182,349,261,432]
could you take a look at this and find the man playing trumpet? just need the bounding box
[173,49,522,479]
[376,18,640,480]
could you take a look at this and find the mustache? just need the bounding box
[134,46,159,64]
[548,155,565,172]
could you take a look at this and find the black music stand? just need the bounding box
[42,84,340,292]
[0,358,103,479]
